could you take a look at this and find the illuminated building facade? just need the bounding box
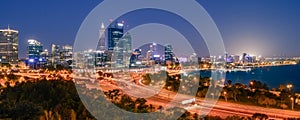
[164,44,174,62]
[107,21,124,51]
[27,39,44,69]
[51,44,60,66]
[130,49,142,67]
[95,50,107,67]
[98,23,106,51]
[61,45,73,62]
[0,26,18,65]
[107,21,125,68]
[119,32,132,67]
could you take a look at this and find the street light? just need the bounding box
[291,97,294,110]
[250,81,254,87]
[249,81,255,91]
[286,84,293,91]
[287,84,293,90]
[250,81,254,86]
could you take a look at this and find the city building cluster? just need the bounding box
[0,22,180,70]
[0,24,298,70]
[26,39,73,69]
[0,26,74,69]
[73,21,180,70]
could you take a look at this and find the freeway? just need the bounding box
[14,72,71,80]
[80,75,300,119]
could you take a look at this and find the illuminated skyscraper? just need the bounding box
[121,32,132,54]
[164,44,173,62]
[119,32,132,67]
[107,21,124,51]
[51,44,60,66]
[27,39,43,69]
[98,23,106,51]
[84,50,96,69]
[150,43,162,64]
[27,39,43,60]
[95,50,107,67]
[130,49,142,67]
[61,45,73,62]
[60,45,73,67]
[40,49,49,65]
[0,26,18,65]
[107,21,124,68]
[146,43,161,65]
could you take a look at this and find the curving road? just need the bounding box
[81,75,300,119]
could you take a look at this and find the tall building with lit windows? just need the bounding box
[119,32,132,67]
[40,49,49,64]
[61,45,73,62]
[130,49,142,67]
[27,39,43,69]
[95,50,107,67]
[98,23,106,51]
[27,39,43,60]
[107,21,125,68]
[0,26,18,65]
[121,32,132,54]
[164,44,174,62]
[107,21,124,51]
[51,44,60,66]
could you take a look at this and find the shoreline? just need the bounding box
[198,64,300,93]
[200,63,298,71]
[239,63,298,68]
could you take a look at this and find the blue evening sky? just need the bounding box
[1,0,300,58]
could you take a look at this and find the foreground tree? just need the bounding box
[252,113,268,120]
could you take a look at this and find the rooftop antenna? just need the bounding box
[8,24,10,30]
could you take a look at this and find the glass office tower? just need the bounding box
[0,26,18,65]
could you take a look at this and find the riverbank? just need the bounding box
[199,64,300,92]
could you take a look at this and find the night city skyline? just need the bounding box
[2,1,300,119]
[1,0,300,58]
